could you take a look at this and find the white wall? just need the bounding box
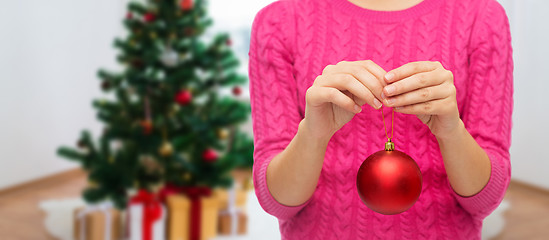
[498,0,549,189]
[0,0,273,190]
[0,0,124,189]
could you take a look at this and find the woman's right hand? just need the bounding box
[303,60,387,142]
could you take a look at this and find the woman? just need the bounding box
[248,0,513,239]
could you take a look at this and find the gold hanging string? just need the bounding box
[381,107,395,151]
[381,107,394,140]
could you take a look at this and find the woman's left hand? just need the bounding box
[381,61,461,139]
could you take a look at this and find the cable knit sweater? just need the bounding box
[248,0,513,239]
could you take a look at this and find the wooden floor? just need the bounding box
[0,171,547,239]
[491,181,549,240]
[0,170,87,240]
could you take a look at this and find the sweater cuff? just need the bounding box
[451,151,509,218]
[253,150,311,220]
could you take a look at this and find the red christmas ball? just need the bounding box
[174,90,192,106]
[226,38,232,46]
[143,12,156,22]
[126,12,133,20]
[357,149,422,215]
[202,149,218,163]
[140,120,153,135]
[181,0,194,10]
[232,87,242,96]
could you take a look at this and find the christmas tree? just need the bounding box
[57,0,254,209]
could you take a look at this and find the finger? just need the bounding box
[353,60,387,84]
[385,61,439,83]
[343,90,367,107]
[322,64,338,75]
[383,83,454,108]
[383,72,444,97]
[307,86,362,113]
[322,61,358,74]
[394,97,450,115]
[315,74,382,109]
[327,63,386,103]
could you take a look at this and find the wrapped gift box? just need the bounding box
[218,210,247,235]
[73,204,122,240]
[127,190,167,240]
[215,188,247,211]
[166,193,219,240]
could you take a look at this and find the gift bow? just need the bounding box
[130,190,163,240]
[76,202,113,240]
[160,184,212,240]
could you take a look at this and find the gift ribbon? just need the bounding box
[160,184,212,240]
[76,202,113,240]
[130,190,162,240]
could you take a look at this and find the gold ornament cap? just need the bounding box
[385,138,395,151]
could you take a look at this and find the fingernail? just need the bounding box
[384,85,395,95]
[385,98,393,106]
[373,98,382,109]
[354,105,362,113]
[381,92,386,99]
[385,72,395,82]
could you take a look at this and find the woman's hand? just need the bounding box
[381,61,461,139]
[304,60,386,143]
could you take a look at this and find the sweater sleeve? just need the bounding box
[452,0,513,219]
[248,0,309,220]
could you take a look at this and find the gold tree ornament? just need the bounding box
[159,141,174,157]
[217,128,230,139]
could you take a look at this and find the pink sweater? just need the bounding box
[248,0,513,239]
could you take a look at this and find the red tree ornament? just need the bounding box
[357,108,422,215]
[143,12,156,22]
[226,38,232,46]
[202,149,218,163]
[181,0,194,10]
[232,87,242,96]
[126,12,133,20]
[174,90,192,106]
[357,139,422,215]
[140,120,153,135]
